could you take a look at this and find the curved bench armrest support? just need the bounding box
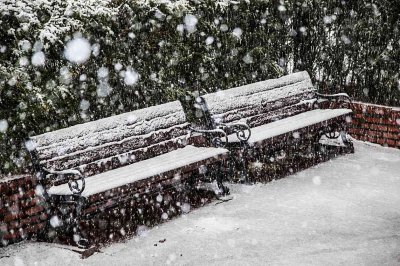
[43,168,86,195]
[314,92,353,109]
[216,121,252,142]
[189,127,228,148]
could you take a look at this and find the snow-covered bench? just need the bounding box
[184,71,354,181]
[27,101,229,247]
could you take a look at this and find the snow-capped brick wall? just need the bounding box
[0,175,47,246]
[349,102,400,148]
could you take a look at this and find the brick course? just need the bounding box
[0,175,48,246]
[349,102,400,148]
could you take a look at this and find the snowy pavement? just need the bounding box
[1,141,400,266]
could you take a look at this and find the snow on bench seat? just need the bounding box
[48,145,228,197]
[226,109,352,144]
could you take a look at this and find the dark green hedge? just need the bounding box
[0,0,399,175]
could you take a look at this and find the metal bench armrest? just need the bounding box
[314,92,353,109]
[43,168,86,195]
[189,127,228,148]
[216,121,252,142]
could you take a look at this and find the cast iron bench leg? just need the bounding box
[216,161,230,196]
[241,143,250,183]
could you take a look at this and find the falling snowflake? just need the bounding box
[232,27,243,39]
[184,14,198,33]
[312,176,322,185]
[50,216,61,228]
[205,36,214,45]
[181,203,191,213]
[0,120,8,133]
[80,100,90,111]
[24,140,38,151]
[242,53,253,64]
[323,15,332,24]
[31,51,46,66]
[97,67,109,80]
[124,68,139,85]
[64,37,91,64]
[19,57,29,66]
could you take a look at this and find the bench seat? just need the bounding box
[48,145,228,197]
[225,108,352,144]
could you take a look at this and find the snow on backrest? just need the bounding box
[203,71,316,126]
[31,101,189,175]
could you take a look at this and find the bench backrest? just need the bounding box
[30,101,189,178]
[202,71,316,128]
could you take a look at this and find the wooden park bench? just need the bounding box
[182,71,354,182]
[27,101,229,247]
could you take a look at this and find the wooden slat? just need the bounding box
[204,72,316,125]
[41,127,189,172]
[219,94,314,126]
[246,102,312,128]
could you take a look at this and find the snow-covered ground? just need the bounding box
[1,141,400,265]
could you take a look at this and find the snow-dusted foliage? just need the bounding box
[0,0,399,175]
[0,0,116,45]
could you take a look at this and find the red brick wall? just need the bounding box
[0,175,48,246]
[349,102,400,148]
